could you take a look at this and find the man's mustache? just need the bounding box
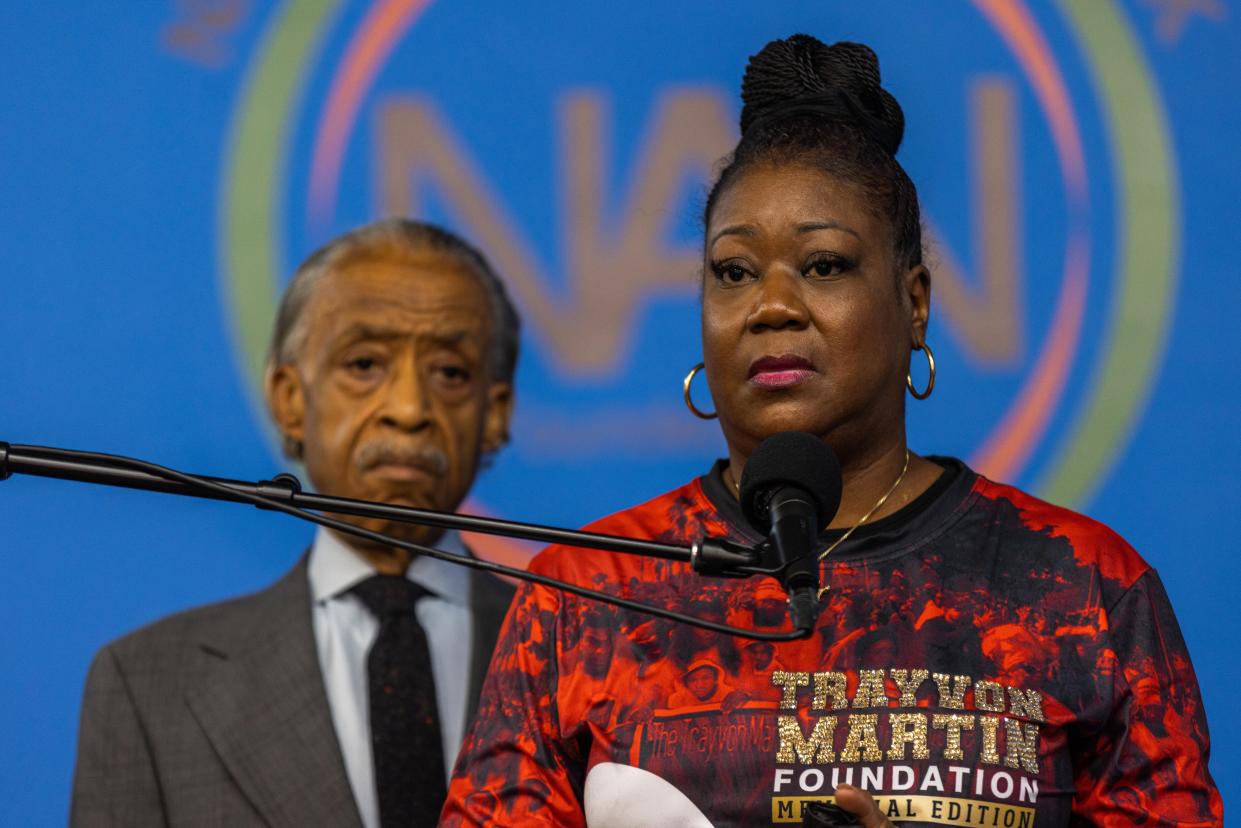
[354,440,449,477]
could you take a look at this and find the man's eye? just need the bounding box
[346,356,380,373]
[436,364,471,383]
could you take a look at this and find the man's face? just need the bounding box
[625,619,668,663]
[580,627,614,679]
[744,642,775,672]
[267,251,513,552]
[686,666,719,702]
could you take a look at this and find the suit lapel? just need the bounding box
[186,556,363,828]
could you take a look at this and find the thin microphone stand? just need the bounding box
[0,442,811,640]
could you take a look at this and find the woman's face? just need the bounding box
[701,162,928,464]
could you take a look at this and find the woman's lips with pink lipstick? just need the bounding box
[748,354,817,388]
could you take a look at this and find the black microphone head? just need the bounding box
[739,432,843,531]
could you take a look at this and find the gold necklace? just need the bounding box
[817,448,910,562]
[729,448,912,598]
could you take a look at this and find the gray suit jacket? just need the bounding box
[69,553,515,827]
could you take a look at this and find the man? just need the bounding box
[577,610,615,680]
[71,219,520,827]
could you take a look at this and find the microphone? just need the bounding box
[739,432,843,633]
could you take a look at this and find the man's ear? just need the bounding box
[481,381,515,455]
[266,364,307,459]
[904,263,932,346]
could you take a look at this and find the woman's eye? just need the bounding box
[806,256,847,278]
[712,261,753,284]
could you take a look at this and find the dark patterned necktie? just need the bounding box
[351,574,447,828]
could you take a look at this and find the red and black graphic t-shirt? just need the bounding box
[443,460,1222,826]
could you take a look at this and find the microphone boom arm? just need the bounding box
[0,442,806,640]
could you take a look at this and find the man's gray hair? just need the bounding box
[266,218,521,384]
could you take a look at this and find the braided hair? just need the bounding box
[705,34,923,271]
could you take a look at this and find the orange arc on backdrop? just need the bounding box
[971,234,1089,481]
[973,0,1088,200]
[307,0,432,222]
[964,0,1090,483]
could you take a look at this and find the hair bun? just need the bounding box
[739,34,905,156]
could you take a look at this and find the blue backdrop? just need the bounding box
[1,1,1237,821]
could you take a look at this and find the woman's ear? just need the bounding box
[481,381,515,455]
[266,364,307,459]
[904,263,932,346]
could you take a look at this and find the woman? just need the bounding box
[442,36,1221,826]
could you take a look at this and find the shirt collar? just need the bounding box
[308,527,472,607]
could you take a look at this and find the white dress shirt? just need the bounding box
[307,527,474,828]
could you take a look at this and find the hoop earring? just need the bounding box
[907,341,936,400]
[682,362,718,419]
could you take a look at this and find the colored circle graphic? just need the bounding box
[219,0,1179,510]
